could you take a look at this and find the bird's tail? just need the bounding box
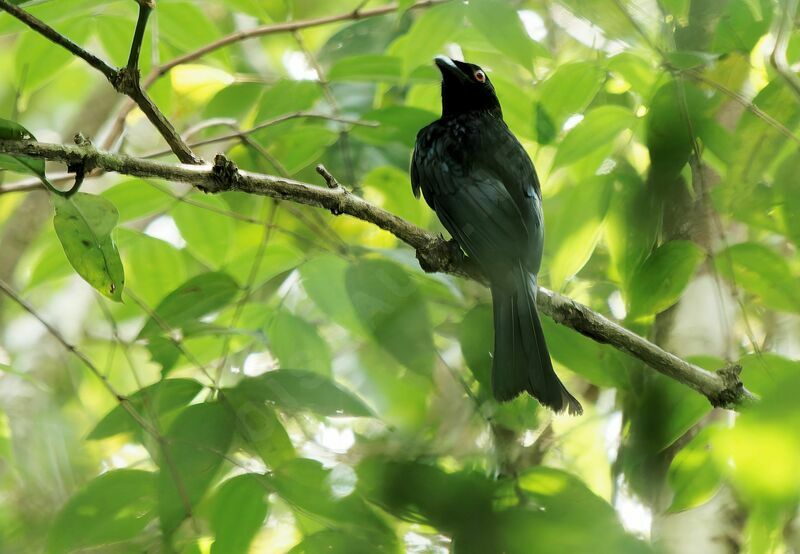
[490,266,583,415]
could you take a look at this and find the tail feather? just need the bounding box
[490,268,582,415]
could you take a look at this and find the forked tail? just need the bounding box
[490,266,582,415]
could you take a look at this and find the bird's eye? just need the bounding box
[474,69,486,83]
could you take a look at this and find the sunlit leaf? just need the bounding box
[538,62,606,126]
[546,176,612,288]
[466,0,548,69]
[553,105,636,168]
[210,474,269,554]
[667,427,723,512]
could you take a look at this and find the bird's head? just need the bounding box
[435,56,501,118]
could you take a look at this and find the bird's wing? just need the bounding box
[413,150,535,271]
[477,121,542,202]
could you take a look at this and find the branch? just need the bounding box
[0,139,756,408]
[99,0,449,150]
[0,0,200,164]
[148,0,449,82]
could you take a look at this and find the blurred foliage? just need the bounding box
[1,0,800,552]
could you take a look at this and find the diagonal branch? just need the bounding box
[0,138,756,408]
[0,0,200,164]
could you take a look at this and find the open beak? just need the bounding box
[434,56,466,82]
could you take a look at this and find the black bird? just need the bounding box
[411,56,582,415]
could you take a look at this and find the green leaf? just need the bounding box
[15,18,90,92]
[254,80,321,122]
[231,370,372,417]
[0,118,49,186]
[538,62,606,126]
[171,195,234,267]
[362,165,430,228]
[329,55,404,83]
[737,352,800,399]
[268,311,331,376]
[605,169,661,288]
[205,82,263,120]
[351,106,437,147]
[225,243,305,290]
[631,373,711,454]
[774,152,800,247]
[466,0,548,69]
[300,255,365,335]
[157,402,235,538]
[47,470,156,554]
[118,230,188,306]
[541,317,630,389]
[714,242,800,313]
[646,80,710,187]
[553,106,636,168]
[458,304,493,390]
[88,379,203,440]
[389,2,466,75]
[210,474,269,554]
[628,240,705,318]
[52,193,125,301]
[608,52,656,96]
[270,458,391,539]
[287,530,377,554]
[225,389,296,468]
[138,272,239,339]
[254,124,338,175]
[534,102,557,145]
[101,180,173,223]
[346,259,435,374]
[667,427,723,512]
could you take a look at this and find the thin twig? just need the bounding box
[0,138,756,408]
[316,164,340,188]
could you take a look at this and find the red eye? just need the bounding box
[474,69,486,83]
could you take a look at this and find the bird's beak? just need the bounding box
[434,56,466,82]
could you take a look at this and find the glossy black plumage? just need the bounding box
[411,57,582,415]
